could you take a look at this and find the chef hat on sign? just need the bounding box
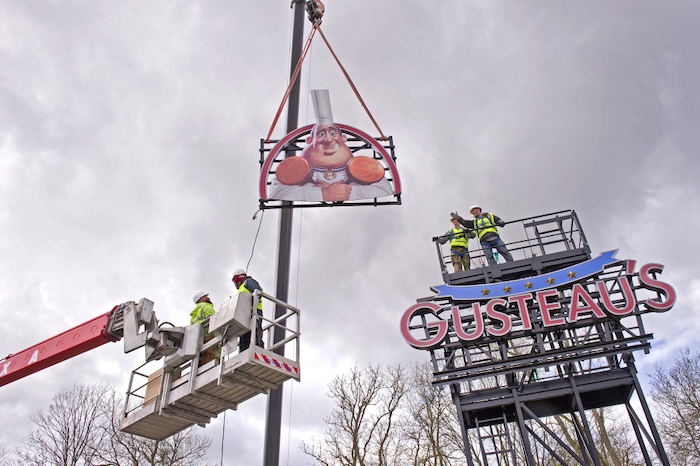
[310,89,334,125]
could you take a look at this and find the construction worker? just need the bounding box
[451,206,513,266]
[436,217,475,272]
[232,269,264,351]
[190,292,219,365]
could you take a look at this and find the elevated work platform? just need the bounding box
[457,368,636,429]
[120,290,300,441]
[434,210,590,285]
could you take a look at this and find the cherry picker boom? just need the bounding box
[0,290,301,441]
[0,308,123,387]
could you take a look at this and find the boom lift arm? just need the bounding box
[0,299,184,387]
[1,293,301,441]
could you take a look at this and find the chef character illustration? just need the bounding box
[268,89,393,202]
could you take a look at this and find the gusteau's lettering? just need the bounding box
[509,294,532,330]
[568,283,606,322]
[596,277,636,315]
[485,299,511,337]
[536,289,565,327]
[638,263,676,311]
[0,362,10,376]
[452,305,483,341]
[400,303,448,348]
[400,262,677,349]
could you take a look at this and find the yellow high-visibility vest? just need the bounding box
[449,228,469,249]
[474,213,499,240]
[239,281,263,311]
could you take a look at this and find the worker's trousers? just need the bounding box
[480,237,513,265]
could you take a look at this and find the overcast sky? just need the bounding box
[1,1,699,465]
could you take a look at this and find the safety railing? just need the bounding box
[122,290,301,422]
[433,209,589,277]
[122,362,166,418]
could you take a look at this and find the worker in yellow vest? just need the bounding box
[231,269,264,351]
[451,206,513,266]
[436,217,475,272]
[190,292,219,365]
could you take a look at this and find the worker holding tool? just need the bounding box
[451,206,514,266]
[232,269,264,351]
[435,217,475,272]
[190,292,219,365]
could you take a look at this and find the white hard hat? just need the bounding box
[193,291,208,304]
[232,268,246,280]
[469,205,481,214]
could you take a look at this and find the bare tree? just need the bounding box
[301,363,409,466]
[13,382,111,466]
[650,348,700,465]
[541,409,642,466]
[13,382,212,466]
[303,362,648,466]
[94,387,212,466]
[0,436,9,466]
[403,363,469,466]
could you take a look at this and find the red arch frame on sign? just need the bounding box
[259,123,401,201]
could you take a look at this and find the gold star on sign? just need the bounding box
[481,288,490,296]
[503,285,512,294]
[546,277,555,285]
[567,271,576,279]
[525,282,533,290]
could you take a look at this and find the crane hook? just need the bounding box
[306,0,325,25]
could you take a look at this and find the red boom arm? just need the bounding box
[0,309,121,387]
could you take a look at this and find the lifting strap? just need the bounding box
[266,24,319,143]
[266,24,387,142]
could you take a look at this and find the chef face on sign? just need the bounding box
[301,123,353,169]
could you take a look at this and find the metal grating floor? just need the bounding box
[120,346,300,440]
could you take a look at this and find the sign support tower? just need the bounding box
[262,1,306,465]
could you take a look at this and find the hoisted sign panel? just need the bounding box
[259,89,401,209]
[260,124,401,206]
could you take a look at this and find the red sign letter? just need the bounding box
[639,263,676,312]
[568,283,606,322]
[596,278,637,316]
[453,304,485,342]
[536,290,565,327]
[486,299,512,337]
[508,293,533,330]
[400,303,448,349]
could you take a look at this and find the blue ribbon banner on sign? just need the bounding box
[431,250,619,301]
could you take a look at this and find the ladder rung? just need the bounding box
[478,416,506,424]
[485,449,514,456]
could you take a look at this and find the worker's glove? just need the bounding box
[497,221,505,227]
[450,211,459,220]
[432,236,438,241]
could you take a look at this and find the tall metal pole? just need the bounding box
[263,1,305,465]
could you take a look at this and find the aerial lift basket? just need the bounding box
[119,290,300,441]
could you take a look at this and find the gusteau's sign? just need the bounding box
[400,251,676,349]
[259,89,401,204]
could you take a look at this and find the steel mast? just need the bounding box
[262,1,306,465]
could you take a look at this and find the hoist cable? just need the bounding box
[219,411,226,466]
[316,26,387,140]
[266,21,389,143]
[266,24,319,142]
[285,381,295,466]
[246,209,265,273]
